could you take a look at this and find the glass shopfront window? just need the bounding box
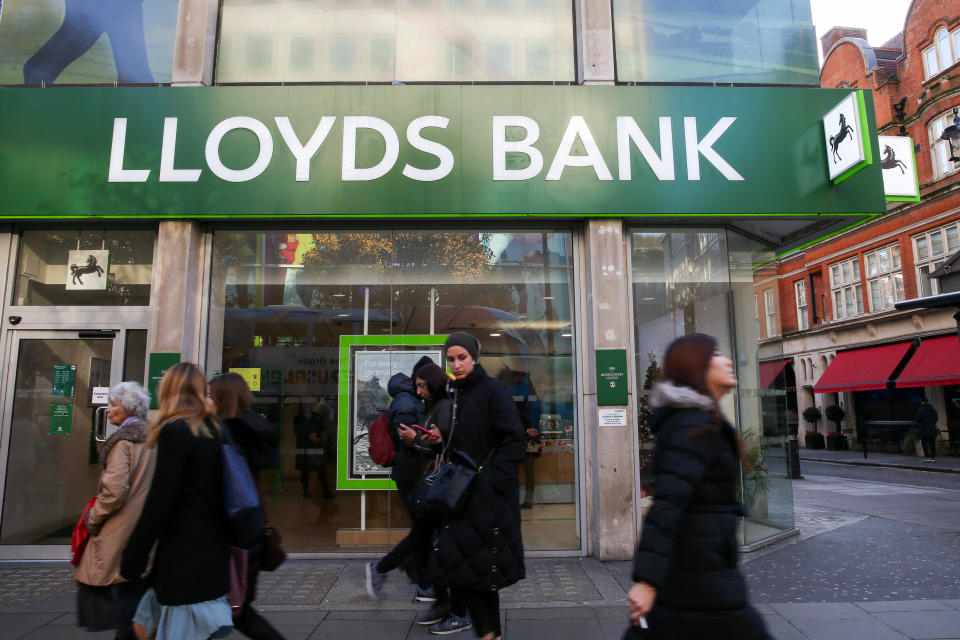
[613,0,818,85]
[13,229,155,307]
[216,0,575,83]
[207,229,580,552]
[0,0,178,85]
[630,228,793,547]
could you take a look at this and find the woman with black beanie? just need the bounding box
[425,331,526,640]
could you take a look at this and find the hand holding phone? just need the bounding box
[408,424,434,436]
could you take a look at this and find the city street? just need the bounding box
[2,457,960,639]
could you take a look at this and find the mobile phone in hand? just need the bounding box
[408,424,434,436]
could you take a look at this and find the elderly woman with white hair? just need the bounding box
[74,381,156,640]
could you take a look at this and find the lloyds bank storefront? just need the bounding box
[0,0,886,562]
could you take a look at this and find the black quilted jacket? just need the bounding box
[629,382,768,639]
[425,364,526,591]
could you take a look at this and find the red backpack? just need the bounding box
[368,411,395,467]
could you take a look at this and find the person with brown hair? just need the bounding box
[120,362,233,640]
[207,372,285,640]
[625,334,769,640]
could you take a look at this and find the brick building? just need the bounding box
[761,0,960,452]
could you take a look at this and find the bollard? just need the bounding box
[786,437,802,479]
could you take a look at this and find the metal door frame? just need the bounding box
[0,329,131,560]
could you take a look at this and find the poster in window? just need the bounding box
[65,250,109,291]
[878,135,920,202]
[351,349,443,477]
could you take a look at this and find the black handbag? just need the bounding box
[422,450,482,517]
[418,387,491,518]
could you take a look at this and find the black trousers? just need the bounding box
[23,0,153,84]
[452,588,501,637]
[921,436,937,459]
[234,543,285,640]
[377,480,434,587]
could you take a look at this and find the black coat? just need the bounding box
[121,419,230,606]
[224,410,279,475]
[426,364,526,591]
[915,403,939,438]
[629,384,767,639]
[387,372,425,485]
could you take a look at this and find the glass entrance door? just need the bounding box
[0,330,144,549]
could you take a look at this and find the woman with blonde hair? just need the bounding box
[121,362,233,640]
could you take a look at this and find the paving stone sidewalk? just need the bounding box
[2,558,959,639]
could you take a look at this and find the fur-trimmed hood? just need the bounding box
[99,417,148,467]
[650,381,716,412]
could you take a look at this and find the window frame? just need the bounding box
[913,222,960,297]
[828,256,863,321]
[764,288,777,337]
[928,107,960,180]
[922,26,960,80]
[795,279,808,330]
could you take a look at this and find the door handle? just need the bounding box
[94,406,109,442]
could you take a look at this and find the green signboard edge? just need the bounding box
[337,334,449,491]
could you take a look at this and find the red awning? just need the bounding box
[813,342,913,394]
[895,335,960,388]
[759,359,789,388]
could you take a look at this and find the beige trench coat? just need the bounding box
[73,437,156,586]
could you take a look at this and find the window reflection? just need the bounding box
[614,0,818,85]
[216,0,574,82]
[630,229,794,546]
[208,230,579,551]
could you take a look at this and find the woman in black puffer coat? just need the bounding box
[625,334,769,640]
[426,332,525,640]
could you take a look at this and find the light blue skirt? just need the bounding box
[133,588,233,640]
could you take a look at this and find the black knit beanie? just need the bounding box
[411,355,435,378]
[444,332,480,361]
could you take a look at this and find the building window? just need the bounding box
[930,108,960,179]
[753,294,759,320]
[795,280,809,330]
[922,27,959,80]
[764,288,777,336]
[865,244,904,312]
[829,257,863,320]
[914,222,960,297]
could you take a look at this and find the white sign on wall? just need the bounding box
[878,135,920,202]
[823,92,868,182]
[65,250,109,291]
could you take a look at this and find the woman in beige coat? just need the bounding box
[74,381,155,639]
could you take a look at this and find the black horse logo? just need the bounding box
[881,145,907,174]
[70,255,105,285]
[829,113,855,163]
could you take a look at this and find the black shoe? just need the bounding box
[415,585,437,603]
[303,490,313,498]
[323,490,335,499]
[415,603,449,626]
[520,501,533,509]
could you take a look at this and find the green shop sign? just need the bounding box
[0,85,884,218]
